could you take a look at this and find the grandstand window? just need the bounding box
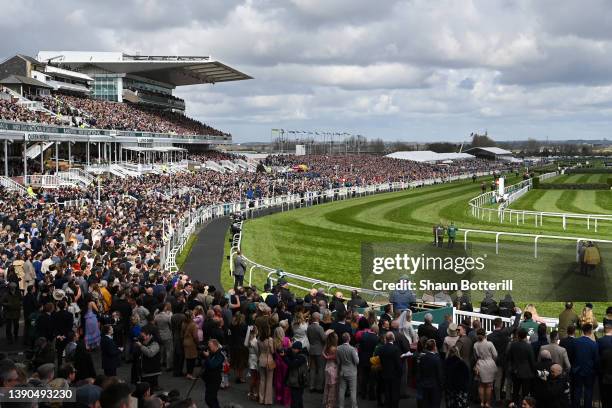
[92,75,120,102]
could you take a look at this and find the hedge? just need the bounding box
[536,183,610,190]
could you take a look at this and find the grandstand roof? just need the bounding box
[385,150,475,162]
[36,51,252,86]
[0,74,52,88]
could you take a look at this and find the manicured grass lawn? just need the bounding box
[511,189,612,214]
[235,176,611,321]
[176,235,198,269]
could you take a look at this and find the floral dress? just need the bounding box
[322,347,338,408]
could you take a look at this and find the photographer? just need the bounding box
[134,326,162,391]
[201,339,224,408]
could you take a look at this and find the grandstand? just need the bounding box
[0,51,251,180]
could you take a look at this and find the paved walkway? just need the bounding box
[182,217,232,292]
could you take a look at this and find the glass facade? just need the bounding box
[124,77,172,95]
[91,74,121,102]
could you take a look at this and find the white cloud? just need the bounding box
[1,0,612,141]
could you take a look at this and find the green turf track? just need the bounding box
[238,176,612,317]
[511,189,612,214]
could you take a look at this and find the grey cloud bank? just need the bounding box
[2,0,612,142]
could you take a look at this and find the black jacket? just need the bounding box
[417,322,438,343]
[74,340,97,381]
[487,311,521,367]
[444,355,470,392]
[101,335,122,371]
[35,312,55,341]
[559,336,577,366]
[378,342,402,381]
[52,310,74,337]
[507,340,535,379]
[417,351,443,389]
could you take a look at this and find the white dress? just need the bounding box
[292,322,310,350]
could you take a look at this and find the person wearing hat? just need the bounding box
[579,303,599,340]
[442,323,460,356]
[284,340,308,408]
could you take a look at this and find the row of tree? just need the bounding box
[272,131,601,156]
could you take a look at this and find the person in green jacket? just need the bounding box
[558,302,579,339]
[519,311,540,340]
[447,222,459,248]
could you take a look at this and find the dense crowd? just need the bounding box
[0,98,62,126]
[264,154,508,184]
[0,92,229,137]
[189,151,247,164]
[1,155,608,407]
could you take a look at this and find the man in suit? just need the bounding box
[488,308,522,401]
[573,324,599,408]
[336,332,359,408]
[417,313,438,343]
[331,310,352,341]
[540,330,571,374]
[417,339,444,408]
[559,325,578,365]
[233,250,246,289]
[378,332,402,408]
[101,324,122,376]
[507,328,536,406]
[306,312,326,393]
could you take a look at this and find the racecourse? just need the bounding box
[237,176,612,314]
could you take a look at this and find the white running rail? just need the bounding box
[469,175,612,231]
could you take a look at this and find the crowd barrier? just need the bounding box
[162,168,601,334]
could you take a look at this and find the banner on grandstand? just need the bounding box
[361,241,611,302]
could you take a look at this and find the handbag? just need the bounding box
[370,355,381,371]
[266,354,276,370]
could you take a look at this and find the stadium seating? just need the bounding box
[0,91,229,136]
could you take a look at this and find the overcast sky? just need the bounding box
[2,0,612,142]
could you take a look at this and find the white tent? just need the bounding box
[386,150,475,163]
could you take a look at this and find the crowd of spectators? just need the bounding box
[264,154,509,185]
[0,98,62,126]
[1,154,608,407]
[189,151,247,163]
[0,91,229,137]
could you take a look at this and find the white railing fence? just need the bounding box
[163,170,499,275]
[463,228,612,258]
[469,175,612,231]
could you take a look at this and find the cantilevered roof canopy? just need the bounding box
[36,51,252,86]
